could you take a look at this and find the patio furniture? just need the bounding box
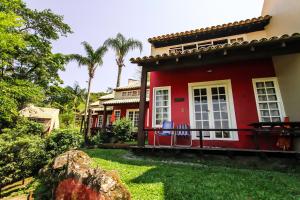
[174,124,192,147]
[249,121,300,150]
[154,120,174,146]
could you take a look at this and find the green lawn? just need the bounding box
[85,149,300,200]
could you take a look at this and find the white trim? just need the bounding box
[97,115,103,127]
[152,86,171,128]
[126,109,140,127]
[188,79,238,141]
[252,77,286,122]
[114,110,121,120]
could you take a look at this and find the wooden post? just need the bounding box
[138,67,148,147]
[87,109,92,136]
[102,105,107,131]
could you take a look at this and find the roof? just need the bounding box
[131,33,300,65]
[115,82,141,91]
[103,98,149,105]
[90,101,99,106]
[20,105,59,119]
[148,15,271,47]
[99,93,114,100]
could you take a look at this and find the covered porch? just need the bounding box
[131,33,300,152]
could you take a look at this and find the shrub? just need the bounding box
[45,129,84,158]
[112,118,133,142]
[0,134,46,188]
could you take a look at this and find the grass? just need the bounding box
[85,149,300,200]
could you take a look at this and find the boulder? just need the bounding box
[41,150,131,200]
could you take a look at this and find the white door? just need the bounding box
[191,84,234,139]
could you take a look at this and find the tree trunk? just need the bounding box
[116,65,122,88]
[84,76,92,146]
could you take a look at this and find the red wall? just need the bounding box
[148,58,277,149]
[112,103,149,127]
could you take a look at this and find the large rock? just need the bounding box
[41,150,131,200]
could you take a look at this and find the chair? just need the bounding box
[154,120,174,146]
[174,124,192,146]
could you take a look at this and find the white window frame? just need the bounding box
[126,109,140,128]
[114,110,121,121]
[98,115,103,127]
[188,79,238,141]
[252,77,286,122]
[106,114,112,126]
[152,86,171,128]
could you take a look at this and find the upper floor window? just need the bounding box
[122,91,127,97]
[230,37,244,43]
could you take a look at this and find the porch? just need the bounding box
[131,33,300,151]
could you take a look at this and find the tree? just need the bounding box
[0,79,44,130]
[0,0,72,88]
[68,42,107,143]
[104,33,142,88]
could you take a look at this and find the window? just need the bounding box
[153,87,171,127]
[253,78,285,122]
[122,92,127,97]
[107,115,112,125]
[127,109,139,127]
[127,91,132,96]
[198,41,212,48]
[114,110,121,121]
[132,90,138,96]
[189,80,238,140]
[230,37,244,43]
[169,46,182,54]
[98,115,103,127]
[183,44,197,51]
[213,39,228,45]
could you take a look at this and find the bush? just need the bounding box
[45,129,84,158]
[112,118,133,142]
[0,133,46,188]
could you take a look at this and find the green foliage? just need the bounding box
[112,118,133,142]
[45,129,84,158]
[0,119,46,188]
[0,79,44,130]
[0,0,72,88]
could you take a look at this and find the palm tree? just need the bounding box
[66,82,87,128]
[68,42,107,142]
[104,33,143,88]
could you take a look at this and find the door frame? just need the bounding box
[188,79,238,140]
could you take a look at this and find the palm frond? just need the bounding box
[81,41,95,59]
[68,54,90,67]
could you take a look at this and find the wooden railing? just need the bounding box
[143,127,300,150]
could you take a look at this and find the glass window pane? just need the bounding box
[213,103,220,111]
[270,110,280,116]
[272,117,281,122]
[201,89,207,95]
[223,131,230,138]
[202,113,209,120]
[220,103,227,111]
[256,82,265,88]
[259,103,268,109]
[266,88,275,94]
[214,121,221,128]
[215,131,222,138]
[221,112,228,119]
[269,103,278,109]
[258,95,267,101]
[260,110,270,117]
[214,112,221,120]
[195,105,201,112]
[268,95,277,101]
[211,88,218,95]
[194,89,200,96]
[265,81,274,87]
[218,87,225,94]
[257,89,266,94]
[195,113,202,120]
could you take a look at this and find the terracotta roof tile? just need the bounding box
[148,15,272,43]
[131,33,300,64]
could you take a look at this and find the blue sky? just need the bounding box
[24,0,264,92]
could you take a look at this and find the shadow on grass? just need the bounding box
[85,148,300,200]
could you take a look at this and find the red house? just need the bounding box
[131,1,300,150]
[90,79,149,132]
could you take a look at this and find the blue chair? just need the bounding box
[154,120,174,146]
[174,124,192,146]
